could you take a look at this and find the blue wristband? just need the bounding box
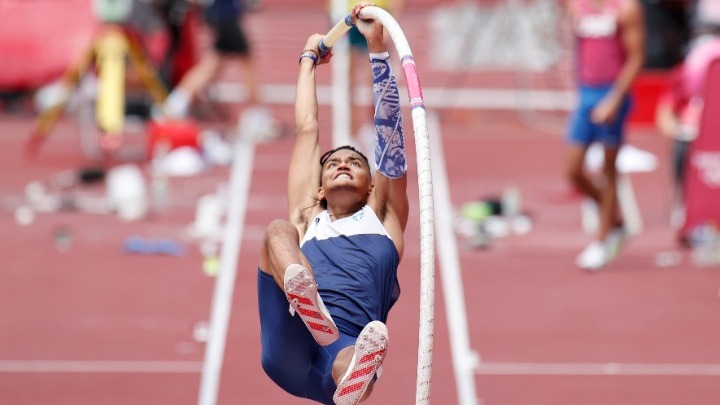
[299,51,318,65]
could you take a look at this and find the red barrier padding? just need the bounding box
[0,0,99,90]
[682,59,720,239]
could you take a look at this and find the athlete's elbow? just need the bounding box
[294,122,318,138]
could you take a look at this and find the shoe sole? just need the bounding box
[576,242,609,271]
[579,262,605,271]
[577,256,606,271]
[284,267,339,346]
[333,321,389,405]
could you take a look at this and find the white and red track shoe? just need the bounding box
[284,264,339,346]
[333,321,389,405]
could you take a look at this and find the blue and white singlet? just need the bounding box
[301,205,401,336]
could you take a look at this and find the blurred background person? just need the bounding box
[163,0,278,140]
[154,0,196,90]
[655,0,720,229]
[565,0,646,270]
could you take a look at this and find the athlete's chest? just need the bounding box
[303,207,390,243]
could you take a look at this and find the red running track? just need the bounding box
[1,2,720,405]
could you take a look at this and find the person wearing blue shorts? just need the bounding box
[568,85,632,149]
[257,4,409,404]
[566,0,645,270]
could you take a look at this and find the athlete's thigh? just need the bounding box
[258,269,317,395]
[567,88,598,147]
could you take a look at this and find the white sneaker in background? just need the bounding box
[605,226,627,261]
[576,241,608,271]
[163,89,191,119]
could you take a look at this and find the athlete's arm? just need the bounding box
[354,5,410,246]
[288,35,328,233]
[592,0,645,124]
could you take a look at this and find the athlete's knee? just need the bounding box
[260,354,284,383]
[264,219,297,243]
[565,156,584,184]
[261,353,305,397]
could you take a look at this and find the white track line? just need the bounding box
[475,362,720,376]
[5,360,718,376]
[429,111,479,405]
[197,135,255,405]
[0,360,202,373]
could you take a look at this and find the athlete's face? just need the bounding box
[318,149,372,203]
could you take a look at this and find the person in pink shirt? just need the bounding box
[565,0,646,270]
[655,6,720,229]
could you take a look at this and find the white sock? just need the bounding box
[164,89,190,119]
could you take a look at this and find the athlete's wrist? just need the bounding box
[299,50,319,65]
[367,40,387,54]
[369,51,390,61]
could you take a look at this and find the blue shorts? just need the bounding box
[257,269,357,405]
[566,85,632,148]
